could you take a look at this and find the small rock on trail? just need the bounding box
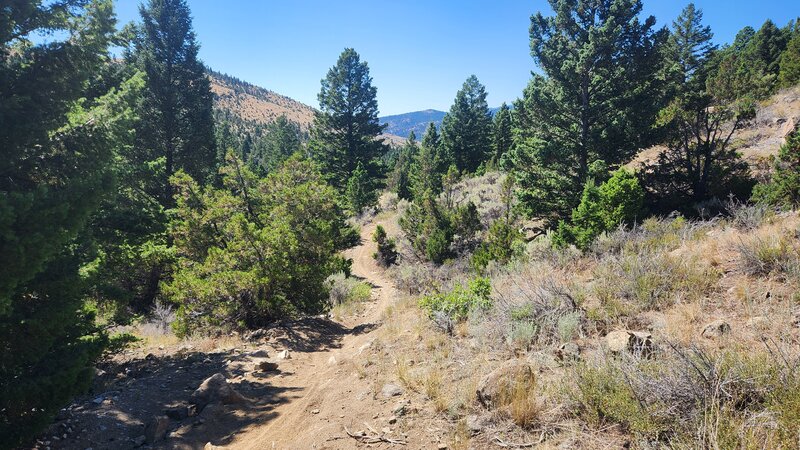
[381,383,404,398]
[190,373,246,409]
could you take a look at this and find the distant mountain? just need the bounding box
[209,70,406,147]
[380,106,510,141]
[380,109,447,140]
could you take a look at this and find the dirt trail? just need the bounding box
[227,221,402,449]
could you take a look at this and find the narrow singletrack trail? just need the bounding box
[228,221,402,449]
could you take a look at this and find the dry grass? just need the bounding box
[369,195,800,447]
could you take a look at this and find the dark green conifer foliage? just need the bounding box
[554,169,644,250]
[372,225,398,267]
[708,20,790,101]
[252,115,303,173]
[312,48,387,189]
[388,132,418,200]
[135,0,216,204]
[346,161,378,213]
[752,126,800,207]
[780,22,800,87]
[411,122,447,200]
[440,75,492,173]
[167,153,355,334]
[506,0,666,222]
[492,103,513,165]
[421,121,441,151]
[665,3,716,93]
[0,1,119,445]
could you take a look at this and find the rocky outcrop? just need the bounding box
[701,319,731,339]
[605,330,654,357]
[476,359,535,409]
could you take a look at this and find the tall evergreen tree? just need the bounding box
[492,103,513,164]
[412,123,446,200]
[421,121,440,151]
[440,75,493,173]
[505,0,666,221]
[708,20,790,101]
[135,0,216,205]
[252,115,303,173]
[780,23,800,87]
[0,1,122,445]
[752,20,789,79]
[311,48,387,190]
[346,161,378,213]
[388,132,417,200]
[666,3,715,90]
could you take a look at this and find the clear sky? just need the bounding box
[113,1,799,116]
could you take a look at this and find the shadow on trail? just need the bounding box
[269,316,379,353]
[35,350,300,450]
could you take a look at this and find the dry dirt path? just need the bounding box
[226,221,407,449]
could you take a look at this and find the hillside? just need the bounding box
[210,71,406,146]
[380,109,446,138]
[628,85,800,170]
[380,106,507,139]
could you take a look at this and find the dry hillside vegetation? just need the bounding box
[210,73,407,146]
[629,85,800,171]
[363,180,800,448]
[210,74,316,131]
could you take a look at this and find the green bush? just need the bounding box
[419,277,492,322]
[555,169,644,250]
[570,346,800,447]
[325,272,372,306]
[573,361,668,437]
[471,220,525,272]
[751,127,800,207]
[0,256,107,448]
[166,153,356,335]
[372,225,398,267]
[399,192,481,264]
[346,161,378,213]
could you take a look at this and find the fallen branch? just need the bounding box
[493,431,545,448]
[344,426,407,446]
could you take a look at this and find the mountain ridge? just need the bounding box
[209,70,406,147]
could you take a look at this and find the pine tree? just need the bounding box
[253,115,303,173]
[752,20,789,79]
[346,161,378,213]
[135,0,216,205]
[440,75,492,173]
[311,48,387,189]
[781,25,800,87]
[642,96,755,212]
[412,123,445,200]
[492,103,513,164]
[388,132,417,200]
[0,1,120,445]
[665,3,715,95]
[422,121,441,151]
[708,20,790,101]
[505,0,666,222]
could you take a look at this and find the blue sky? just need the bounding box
[113,1,798,116]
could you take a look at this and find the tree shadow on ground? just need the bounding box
[268,316,379,353]
[36,350,299,450]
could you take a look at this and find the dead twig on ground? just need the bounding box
[344,426,408,445]
[493,431,545,448]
